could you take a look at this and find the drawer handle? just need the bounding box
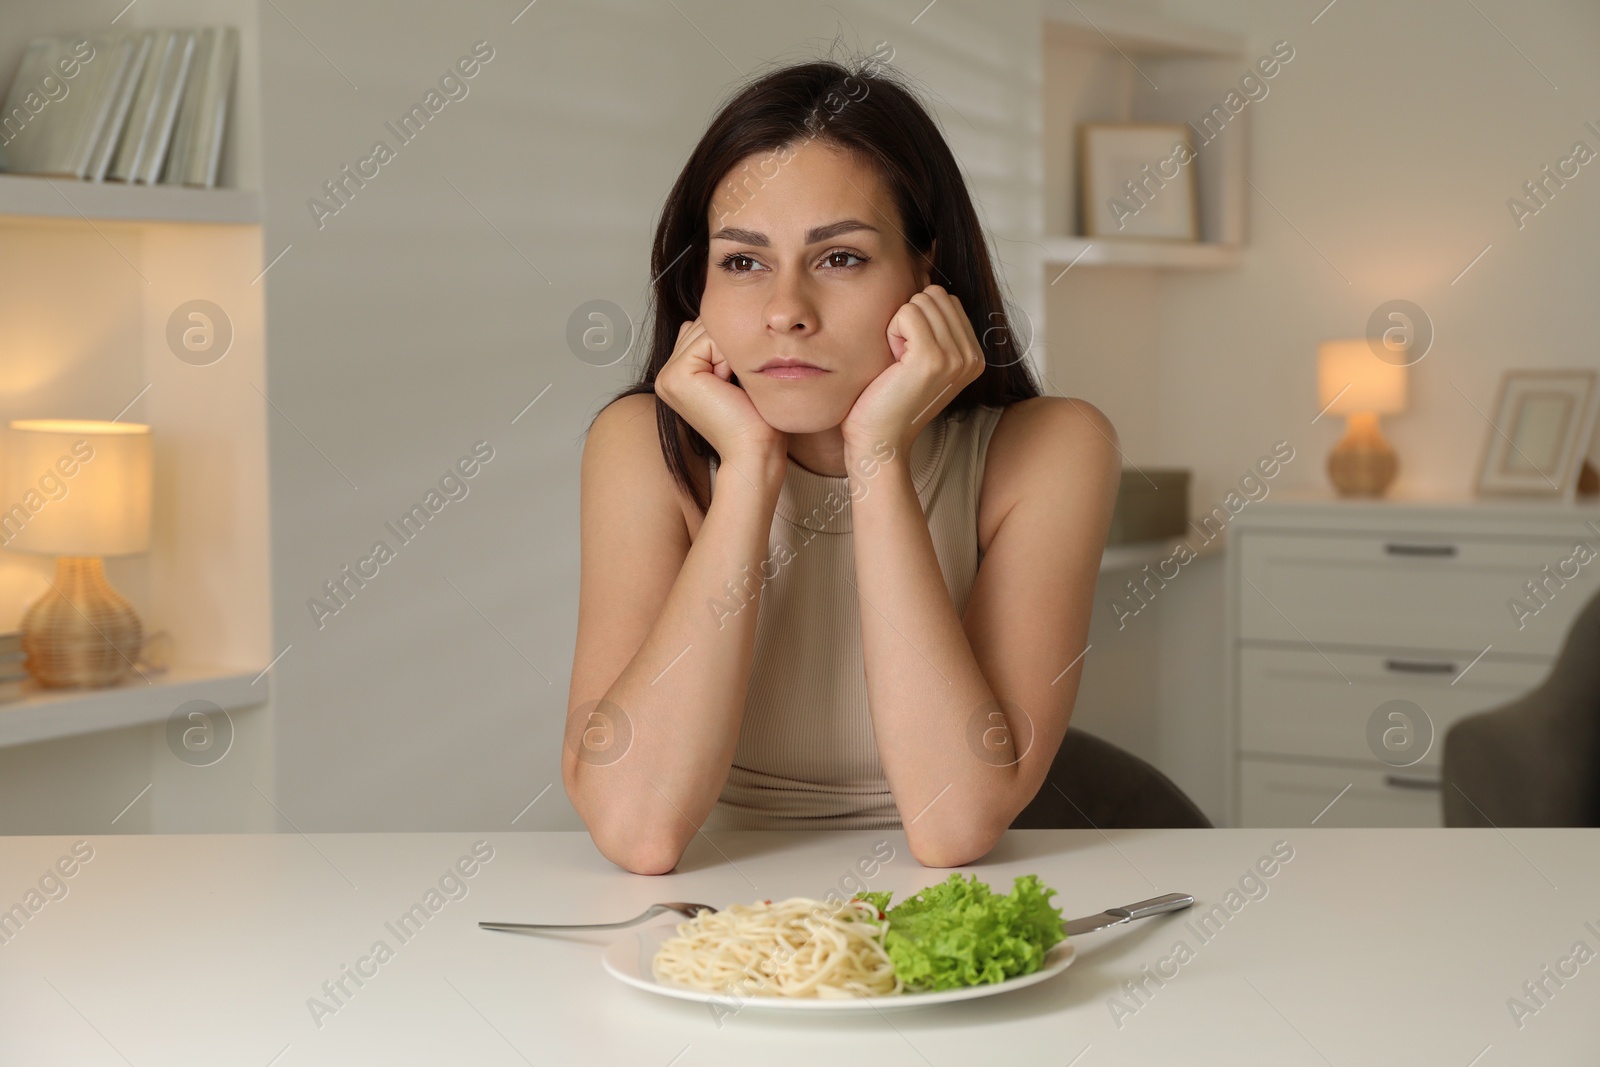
[1384,774,1442,791]
[1384,658,1457,674]
[1384,542,1458,558]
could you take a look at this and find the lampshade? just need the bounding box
[1317,339,1408,416]
[2,419,152,557]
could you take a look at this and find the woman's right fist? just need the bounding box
[654,318,785,467]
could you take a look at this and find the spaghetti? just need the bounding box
[651,896,903,998]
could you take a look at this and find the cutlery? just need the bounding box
[1064,892,1194,936]
[481,892,1193,936]
[480,901,717,934]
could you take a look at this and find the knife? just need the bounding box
[1064,892,1194,937]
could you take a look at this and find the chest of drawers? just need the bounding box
[1225,491,1600,826]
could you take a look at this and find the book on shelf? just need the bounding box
[86,31,155,182]
[0,35,132,179]
[162,27,237,188]
[0,26,237,188]
[133,28,195,185]
[109,29,179,182]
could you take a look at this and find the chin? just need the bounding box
[742,383,853,434]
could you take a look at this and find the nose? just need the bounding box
[763,276,817,336]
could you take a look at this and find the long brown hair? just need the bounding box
[598,49,1042,515]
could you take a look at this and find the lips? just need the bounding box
[756,361,828,380]
[756,359,825,372]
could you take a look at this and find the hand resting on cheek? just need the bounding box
[654,317,787,471]
[841,283,986,456]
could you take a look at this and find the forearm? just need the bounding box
[845,439,1016,867]
[568,456,783,873]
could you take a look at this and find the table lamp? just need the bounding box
[1317,339,1408,497]
[2,419,152,687]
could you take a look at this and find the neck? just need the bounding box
[783,426,848,478]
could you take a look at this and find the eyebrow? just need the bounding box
[708,219,881,246]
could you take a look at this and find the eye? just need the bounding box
[716,252,765,275]
[820,249,870,270]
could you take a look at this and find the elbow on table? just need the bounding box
[607,841,684,876]
[587,817,692,875]
[562,765,691,875]
[905,820,1006,869]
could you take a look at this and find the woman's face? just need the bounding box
[700,139,932,435]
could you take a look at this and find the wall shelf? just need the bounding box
[0,173,260,225]
[1041,2,1250,271]
[1041,0,1246,57]
[0,665,269,749]
[0,0,274,832]
[1045,235,1243,271]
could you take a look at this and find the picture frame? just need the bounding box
[1077,122,1200,241]
[1472,369,1599,500]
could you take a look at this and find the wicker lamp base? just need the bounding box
[1327,411,1399,497]
[21,556,143,688]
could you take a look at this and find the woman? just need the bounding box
[566,54,1119,874]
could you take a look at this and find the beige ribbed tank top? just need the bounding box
[699,403,1008,831]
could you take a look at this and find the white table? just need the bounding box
[1,829,1596,1064]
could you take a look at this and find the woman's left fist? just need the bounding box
[841,284,986,455]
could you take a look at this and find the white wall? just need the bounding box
[1067,0,1600,822]
[253,0,1045,831]
[7,0,1594,835]
[1150,0,1600,500]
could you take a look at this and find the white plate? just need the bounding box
[602,922,1076,1013]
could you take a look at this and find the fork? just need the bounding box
[479,901,718,934]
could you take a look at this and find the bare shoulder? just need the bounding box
[978,396,1120,551]
[585,392,711,537]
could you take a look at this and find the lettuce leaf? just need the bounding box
[855,873,1066,992]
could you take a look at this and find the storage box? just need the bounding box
[1106,468,1190,545]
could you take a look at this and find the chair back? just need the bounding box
[1442,584,1600,826]
[1010,728,1213,829]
